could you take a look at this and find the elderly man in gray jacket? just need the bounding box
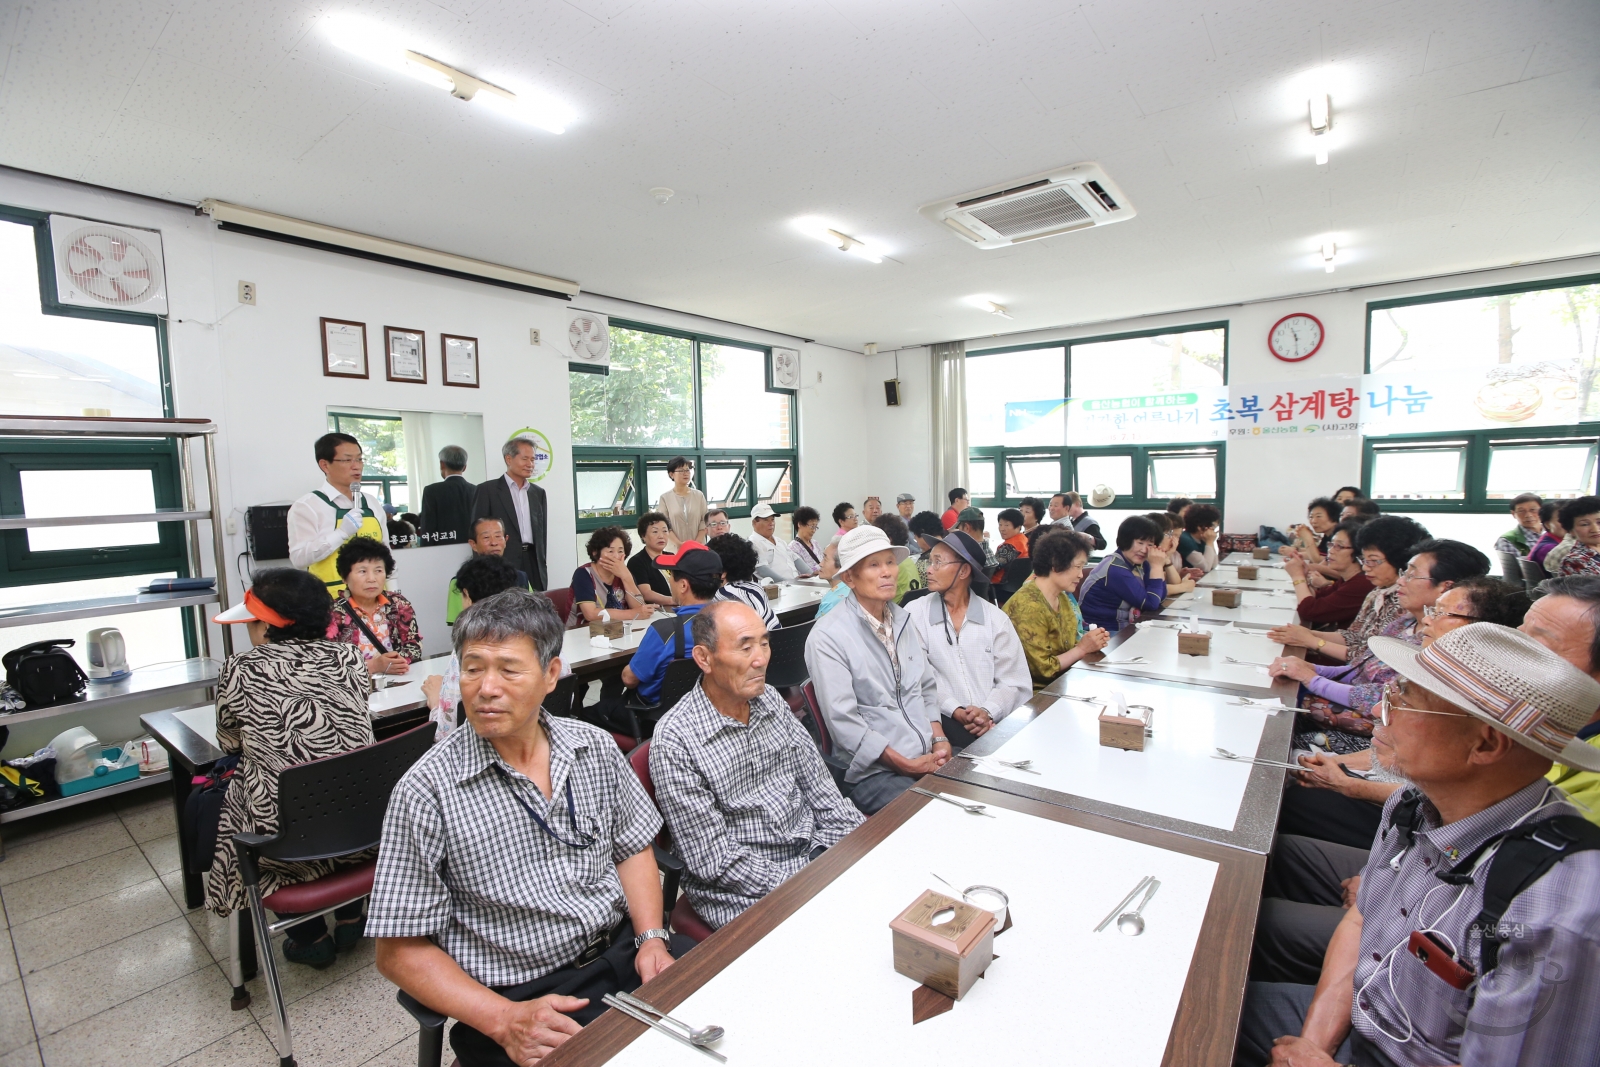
[804,524,950,814]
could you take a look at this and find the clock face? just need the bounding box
[1268,313,1324,362]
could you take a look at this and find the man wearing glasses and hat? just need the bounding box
[370,590,685,1067]
[1237,624,1600,1067]
[904,531,1032,748]
[805,524,948,814]
[896,493,916,520]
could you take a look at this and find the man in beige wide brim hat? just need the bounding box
[1239,623,1600,1067]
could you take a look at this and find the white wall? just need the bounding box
[956,254,1600,543]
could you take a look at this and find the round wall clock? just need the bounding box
[1268,312,1324,362]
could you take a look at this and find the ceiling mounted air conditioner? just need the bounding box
[918,163,1135,249]
[48,215,169,313]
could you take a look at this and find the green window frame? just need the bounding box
[1360,427,1599,513]
[571,320,799,532]
[0,204,183,590]
[969,443,1225,511]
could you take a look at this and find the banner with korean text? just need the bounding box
[1358,362,1585,436]
[1065,387,1229,446]
[1218,378,1362,442]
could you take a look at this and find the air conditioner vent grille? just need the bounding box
[967,186,1091,238]
[1085,180,1118,211]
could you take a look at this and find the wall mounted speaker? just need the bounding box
[884,379,901,406]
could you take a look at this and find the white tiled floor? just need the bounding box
[0,788,419,1067]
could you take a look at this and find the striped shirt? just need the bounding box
[715,581,780,630]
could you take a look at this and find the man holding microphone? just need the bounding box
[287,432,388,596]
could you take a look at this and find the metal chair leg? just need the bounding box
[246,885,298,1067]
[228,909,252,1010]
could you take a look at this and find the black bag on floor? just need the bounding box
[182,756,240,875]
[3,639,88,707]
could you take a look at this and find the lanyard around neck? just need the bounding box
[493,764,595,849]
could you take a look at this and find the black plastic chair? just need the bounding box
[541,673,578,717]
[994,556,1034,606]
[233,725,434,1067]
[1518,557,1546,590]
[764,620,813,690]
[1497,549,1524,585]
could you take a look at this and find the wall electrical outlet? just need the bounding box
[238,281,257,305]
[529,328,541,345]
[226,516,238,535]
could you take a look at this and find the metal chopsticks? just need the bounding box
[601,994,727,1062]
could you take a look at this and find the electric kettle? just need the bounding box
[86,627,130,681]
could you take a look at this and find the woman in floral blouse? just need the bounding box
[1556,496,1600,577]
[326,535,422,674]
[1002,529,1109,689]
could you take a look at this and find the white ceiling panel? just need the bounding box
[0,0,1595,349]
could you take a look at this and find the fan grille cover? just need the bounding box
[568,312,610,364]
[49,216,168,312]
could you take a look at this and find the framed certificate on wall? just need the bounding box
[385,326,427,384]
[321,318,369,379]
[442,333,480,388]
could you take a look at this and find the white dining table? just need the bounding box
[1159,588,1299,629]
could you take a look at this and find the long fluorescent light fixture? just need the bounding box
[324,14,573,133]
[792,217,884,263]
[198,200,580,298]
[1322,241,1338,273]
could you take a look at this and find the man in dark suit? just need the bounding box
[417,445,476,544]
[471,436,548,591]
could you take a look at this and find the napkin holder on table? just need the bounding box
[1099,710,1147,751]
[1211,588,1242,608]
[588,619,626,638]
[890,890,995,1001]
[1237,565,1260,580]
[1177,631,1212,656]
[1252,546,1271,559]
[764,584,781,600]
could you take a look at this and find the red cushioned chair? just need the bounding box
[627,742,712,943]
[232,725,434,1067]
[545,586,575,626]
[800,682,854,800]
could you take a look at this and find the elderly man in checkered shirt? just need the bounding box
[649,601,864,930]
[369,589,684,1067]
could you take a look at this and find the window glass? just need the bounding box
[0,572,184,671]
[1149,452,1217,498]
[965,348,1066,447]
[1005,457,1061,497]
[700,343,791,449]
[703,460,748,509]
[968,459,996,499]
[1485,440,1596,500]
[575,463,635,520]
[571,328,694,446]
[1370,447,1466,500]
[22,468,159,552]
[1076,454,1134,495]
[646,463,680,510]
[329,412,407,509]
[1070,328,1226,397]
[1370,282,1600,418]
[0,219,164,418]
[756,462,793,505]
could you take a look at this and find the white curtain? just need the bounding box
[929,341,968,499]
[402,411,436,514]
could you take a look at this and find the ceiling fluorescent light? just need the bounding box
[323,14,570,133]
[1309,91,1332,165]
[1321,241,1338,273]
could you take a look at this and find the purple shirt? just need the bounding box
[1078,551,1166,631]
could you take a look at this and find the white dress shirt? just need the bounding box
[750,529,798,581]
[905,593,1032,722]
[504,472,533,544]
[286,481,384,569]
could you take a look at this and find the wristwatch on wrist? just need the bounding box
[1316,638,1327,650]
[633,927,669,949]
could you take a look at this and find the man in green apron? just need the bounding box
[287,433,387,596]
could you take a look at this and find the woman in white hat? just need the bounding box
[205,569,376,970]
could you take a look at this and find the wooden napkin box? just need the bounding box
[1237,565,1260,580]
[1212,588,1242,608]
[1099,711,1147,751]
[890,890,995,1000]
[1177,631,1211,656]
[763,584,781,600]
[1252,546,1271,559]
[588,619,626,638]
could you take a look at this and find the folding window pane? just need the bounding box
[1076,454,1134,495]
[700,344,791,449]
[964,348,1067,447]
[1370,447,1466,500]
[1005,458,1061,497]
[1485,442,1596,500]
[0,219,165,419]
[575,464,636,519]
[967,458,996,499]
[571,329,695,447]
[704,461,749,508]
[22,468,159,552]
[1149,453,1217,498]
[756,462,792,505]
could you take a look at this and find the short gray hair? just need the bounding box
[502,436,536,461]
[690,601,734,654]
[438,444,468,471]
[452,588,563,668]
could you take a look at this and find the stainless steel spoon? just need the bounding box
[1117,878,1161,936]
[911,786,996,817]
[615,991,725,1047]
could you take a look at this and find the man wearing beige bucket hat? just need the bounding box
[1238,623,1600,1067]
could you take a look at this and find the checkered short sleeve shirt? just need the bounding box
[366,712,662,988]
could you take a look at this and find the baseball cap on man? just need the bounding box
[751,503,775,518]
[896,493,915,504]
[655,540,722,583]
[956,506,985,525]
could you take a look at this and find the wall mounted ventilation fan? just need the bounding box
[49,215,169,314]
[567,309,611,367]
